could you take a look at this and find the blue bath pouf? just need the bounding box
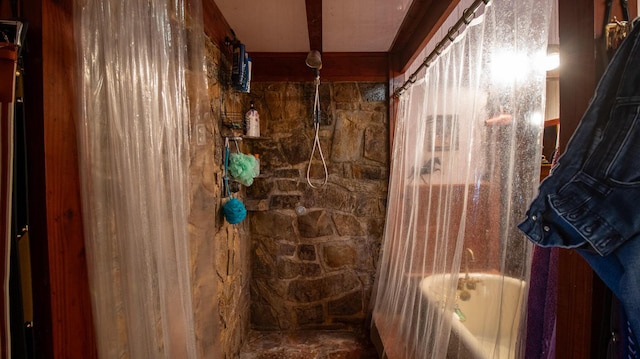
[223,198,247,224]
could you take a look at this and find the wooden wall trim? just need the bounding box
[201,0,234,59]
[557,0,597,356]
[250,52,389,82]
[23,0,97,358]
[20,5,54,359]
[389,0,459,74]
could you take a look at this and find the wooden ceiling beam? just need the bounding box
[389,0,459,74]
[305,0,323,52]
[250,52,389,82]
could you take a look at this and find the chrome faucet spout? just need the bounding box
[464,248,475,281]
[459,248,480,292]
[466,248,475,261]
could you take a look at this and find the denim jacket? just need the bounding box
[518,23,640,256]
[518,22,640,344]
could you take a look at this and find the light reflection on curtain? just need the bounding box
[75,0,208,357]
[372,1,552,358]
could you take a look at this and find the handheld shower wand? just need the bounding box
[306,50,321,125]
[305,50,328,188]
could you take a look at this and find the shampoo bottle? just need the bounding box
[245,101,260,137]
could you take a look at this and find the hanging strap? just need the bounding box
[620,0,630,21]
[224,138,231,198]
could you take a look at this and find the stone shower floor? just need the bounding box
[239,330,380,359]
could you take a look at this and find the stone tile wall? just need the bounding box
[197,34,389,355]
[239,82,390,332]
[190,37,251,358]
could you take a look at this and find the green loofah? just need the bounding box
[228,153,259,186]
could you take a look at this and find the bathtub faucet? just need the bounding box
[459,248,480,291]
[464,248,475,280]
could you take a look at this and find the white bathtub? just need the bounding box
[419,273,526,359]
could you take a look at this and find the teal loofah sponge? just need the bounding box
[223,197,247,224]
[228,153,259,186]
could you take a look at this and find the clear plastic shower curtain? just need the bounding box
[75,0,208,357]
[372,1,552,358]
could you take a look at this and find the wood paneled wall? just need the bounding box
[22,1,97,358]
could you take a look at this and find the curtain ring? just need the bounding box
[463,8,476,25]
[447,27,458,42]
[408,74,418,84]
[425,52,437,66]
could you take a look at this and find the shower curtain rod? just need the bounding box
[392,0,491,98]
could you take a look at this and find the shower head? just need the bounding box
[305,50,322,70]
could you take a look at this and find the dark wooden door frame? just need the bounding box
[556,0,635,357]
[21,1,97,358]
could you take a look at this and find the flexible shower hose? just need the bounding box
[306,77,328,188]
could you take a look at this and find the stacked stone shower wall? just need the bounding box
[243,82,390,332]
[189,36,251,358]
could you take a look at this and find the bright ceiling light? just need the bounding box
[544,51,560,71]
[490,51,529,85]
[491,46,559,85]
[528,111,545,127]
